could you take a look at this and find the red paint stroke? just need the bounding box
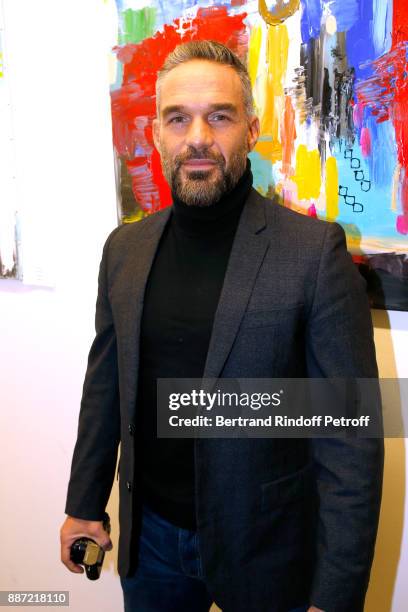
[360,127,371,157]
[356,0,408,234]
[111,6,248,213]
[393,0,408,46]
[352,255,367,265]
[308,204,317,218]
[281,95,296,177]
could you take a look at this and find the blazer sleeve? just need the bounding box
[64,228,122,521]
[305,222,384,612]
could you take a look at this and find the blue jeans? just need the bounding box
[120,504,308,612]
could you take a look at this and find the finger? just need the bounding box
[105,539,113,551]
[85,528,112,552]
[65,560,84,574]
[61,542,84,574]
[97,536,113,552]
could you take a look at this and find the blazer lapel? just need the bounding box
[127,207,172,304]
[120,207,172,415]
[202,189,270,381]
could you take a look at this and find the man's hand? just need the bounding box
[60,516,113,573]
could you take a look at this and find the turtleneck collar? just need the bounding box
[170,159,253,237]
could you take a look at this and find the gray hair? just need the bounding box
[155,40,255,118]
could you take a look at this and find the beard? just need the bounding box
[160,144,248,207]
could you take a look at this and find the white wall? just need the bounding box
[0,2,407,611]
[0,2,123,610]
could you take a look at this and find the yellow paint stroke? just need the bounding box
[258,0,300,26]
[248,24,262,89]
[254,24,289,163]
[391,163,401,212]
[267,24,289,100]
[325,156,339,220]
[292,145,321,200]
[0,52,3,78]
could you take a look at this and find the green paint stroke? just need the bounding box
[119,7,157,45]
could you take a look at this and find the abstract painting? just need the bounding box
[109,0,408,310]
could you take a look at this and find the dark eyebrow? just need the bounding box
[161,103,238,118]
[207,103,238,114]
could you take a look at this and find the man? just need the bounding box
[60,41,383,612]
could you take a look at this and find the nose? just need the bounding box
[185,117,214,149]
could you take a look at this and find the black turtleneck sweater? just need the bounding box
[135,162,253,529]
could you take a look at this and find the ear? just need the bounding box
[152,118,161,153]
[247,115,260,152]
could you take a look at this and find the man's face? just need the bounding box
[153,60,260,206]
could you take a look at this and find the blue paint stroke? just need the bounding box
[364,114,397,189]
[330,0,359,32]
[345,0,377,82]
[334,138,399,240]
[302,0,359,41]
[300,0,323,43]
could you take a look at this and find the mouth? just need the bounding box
[182,159,218,170]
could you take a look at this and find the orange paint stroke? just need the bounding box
[281,95,296,176]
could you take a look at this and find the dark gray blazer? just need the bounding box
[65,188,384,612]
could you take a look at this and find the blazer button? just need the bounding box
[126,481,132,492]
[128,424,135,436]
